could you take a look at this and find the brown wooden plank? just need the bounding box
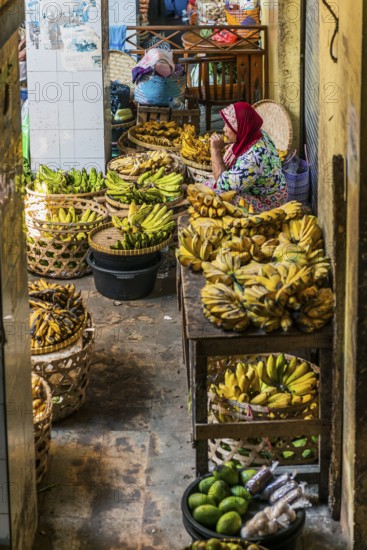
[192,340,209,473]
[250,51,263,103]
[195,419,327,440]
[329,154,346,518]
[318,349,333,502]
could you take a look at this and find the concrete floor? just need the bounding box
[32,269,347,550]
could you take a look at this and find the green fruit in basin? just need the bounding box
[213,465,239,487]
[208,480,231,504]
[205,539,222,550]
[198,476,216,494]
[216,511,242,536]
[193,504,222,528]
[230,485,251,500]
[188,492,216,510]
[218,496,248,516]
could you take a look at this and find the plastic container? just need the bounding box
[92,247,160,271]
[283,148,310,205]
[87,251,162,300]
[181,474,306,550]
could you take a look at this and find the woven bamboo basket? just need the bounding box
[186,164,213,184]
[25,198,108,279]
[208,353,319,468]
[89,222,174,256]
[105,192,184,210]
[180,154,212,172]
[32,373,53,485]
[116,130,139,155]
[108,50,136,95]
[31,314,87,356]
[252,99,293,153]
[31,314,94,422]
[128,126,181,152]
[225,7,261,39]
[107,152,184,182]
[26,184,105,205]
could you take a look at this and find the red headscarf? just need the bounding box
[220,102,263,168]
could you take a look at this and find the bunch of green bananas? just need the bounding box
[29,279,85,349]
[210,354,318,409]
[43,206,103,241]
[32,165,105,194]
[106,168,183,204]
[110,203,175,250]
[176,224,226,272]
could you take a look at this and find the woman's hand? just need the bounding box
[210,133,225,153]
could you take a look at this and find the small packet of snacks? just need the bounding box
[244,462,278,496]
[241,501,298,538]
[259,470,312,509]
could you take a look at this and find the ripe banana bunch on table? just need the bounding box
[32,375,47,421]
[181,125,212,164]
[187,184,245,219]
[280,216,323,251]
[202,251,242,286]
[201,282,250,332]
[110,204,175,250]
[108,150,173,176]
[29,279,86,350]
[176,224,225,271]
[295,287,334,333]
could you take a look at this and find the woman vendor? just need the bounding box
[209,101,288,212]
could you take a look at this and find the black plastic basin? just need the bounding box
[92,247,160,270]
[181,474,306,550]
[87,251,162,300]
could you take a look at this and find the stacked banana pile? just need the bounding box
[106,168,183,205]
[32,375,47,421]
[210,354,318,409]
[181,124,212,165]
[131,120,182,147]
[29,279,86,350]
[31,165,105,194]
[178,191,334,333]
[177,224,226,271]
[187,185,245,219]
[108,150,174,177]
[110,203,175,250]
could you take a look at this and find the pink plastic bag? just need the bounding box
[211,30,238,43]
[136,48,175,77]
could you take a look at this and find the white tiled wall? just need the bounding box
[26,0,109,171]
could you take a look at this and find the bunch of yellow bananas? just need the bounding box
[108,150,173,176]
[210,354,318,409]
[201,282,250,332]
[106,168,183,205]
[187,184,245,219]
[29,279,86,350]
[202,251,242,286]
[295,288,334,332]
[110,203,175,250]
[132,120,182,147]
[176,224,225,272]
[181,125,212,164]
[32,375,47,421]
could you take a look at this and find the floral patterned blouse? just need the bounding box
[215,131,287,210]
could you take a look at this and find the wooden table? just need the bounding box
[176,217,333,501]
[181,29,268,102]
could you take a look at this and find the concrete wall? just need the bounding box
[261,0,301,150]
[318,1,364,547]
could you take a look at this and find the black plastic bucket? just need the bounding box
[92,247,160,271]
[87,251,162,300]
[181,475,305,550]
